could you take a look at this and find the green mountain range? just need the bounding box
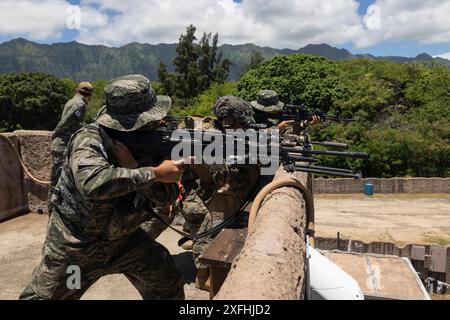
[1,38,449,81]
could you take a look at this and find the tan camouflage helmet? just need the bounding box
[212,96,255,126]
[96,75,171,132]
[250,90,284,113]
[76,81,94,96]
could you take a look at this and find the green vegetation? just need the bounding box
[29,77,108,126]
[85,80,108,122]
[237,54,345,112]
[422,233,450,246]
[235,55,450,178]
[158,25,231,103]
[169,82,236,117]
[0,73,72,132]
[0,52,448,178]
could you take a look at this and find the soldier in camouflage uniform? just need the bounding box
[138,97,260,292]
[141,116,228,246]
[251,90,321,132]
[20,75,185,300]
[50,82,94,188]
[250,89,295,132]
[191,96,261,290]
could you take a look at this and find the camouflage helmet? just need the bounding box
[250,90,284,113]
[212,96,255,126]
[96,75,171,132]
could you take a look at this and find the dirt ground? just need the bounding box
[315,194,450,246]
[1,193,449,300]
[0,213,208,300]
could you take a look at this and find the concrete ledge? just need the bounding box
[215,168,309,300]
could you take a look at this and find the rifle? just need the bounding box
[279,132,366,178]
[99,120,368,240]
[253,103,355,128]
[101,121,368,179]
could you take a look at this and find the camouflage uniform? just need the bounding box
[250,90,285,129]
[50,83,93,188]
[143,95,259,274]
[20,75,184,300]
[193,96,261,269]
[141,117,227,241]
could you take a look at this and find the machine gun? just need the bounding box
[283,104,355,123]
[100,121,368,179]
[279,132,367,178]
[253,103,355,129]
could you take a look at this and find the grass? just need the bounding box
[421,233,450,246]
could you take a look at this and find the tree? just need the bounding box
[0,72,72,131]
[157,60,176,96]
[237,54,449,177]
[237,53,345,112]
[172,24,202,100]
[198,32,213,90]
[158,25,231,103]
[248,50,264,70]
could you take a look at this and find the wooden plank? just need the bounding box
[430,246,447,273]
[411,246,426,261]
[199,228,247,268]
[325,251,429,300]
[209,267,230,299]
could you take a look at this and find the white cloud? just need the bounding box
[1,0,450,50]
[357,0,450,48]
[0,0,69,41]
[76,0,364,48]
[434,52,450,60]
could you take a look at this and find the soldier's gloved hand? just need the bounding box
[112,139,138,169]
[152,159,192,183]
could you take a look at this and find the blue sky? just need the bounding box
[1,0,450,59]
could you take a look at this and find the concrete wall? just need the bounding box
[314,178,450,194]
[16,130,51,213]
[0,134,27,220]
[0,130,51,220]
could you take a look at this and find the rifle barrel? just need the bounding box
[310,141,348,149]
[284,164,362,179]
[295,165,355,174]
[283,147,368,159]
[287,154,317,163]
